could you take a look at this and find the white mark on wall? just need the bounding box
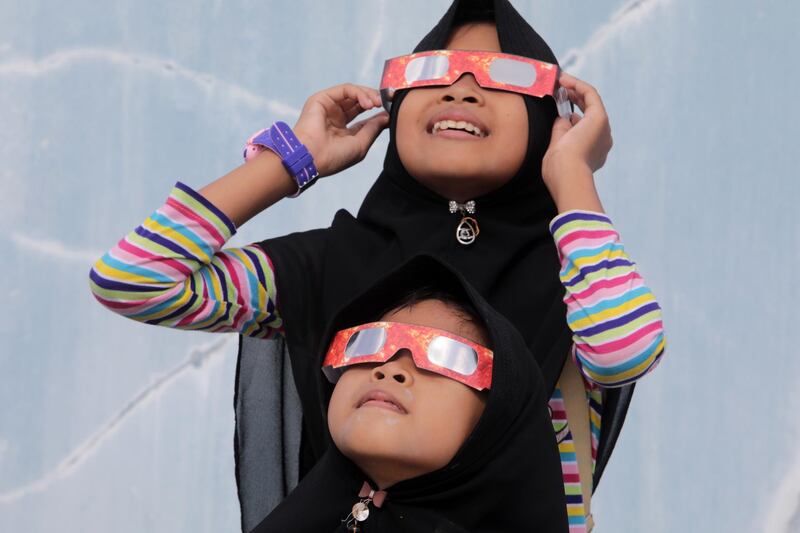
[11,232,103,265]
[358,0,386,83]
[763,448,800,533]
[760,376,800,533]
[0,336,233,504]
[561,0,671,73]
[0,47,299,118]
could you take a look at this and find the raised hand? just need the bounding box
[542,73,613,213]
[293,84,390,177]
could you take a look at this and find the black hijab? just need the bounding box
[251,256,568,533]
[235,0,635,528]
[262,0,570,469]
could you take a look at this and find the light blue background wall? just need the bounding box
[1,1,797,531]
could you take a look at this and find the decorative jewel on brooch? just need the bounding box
[343,482,387,532]
[449,200,480,245]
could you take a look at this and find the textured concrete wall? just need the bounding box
[1,1,797,531]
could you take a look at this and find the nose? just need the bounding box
[371,352,414,386]
[440,73,484,105]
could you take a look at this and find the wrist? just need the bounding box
[541,159,604,213]
[244,122,319,197]
[292,128,327,177]
[542,154,590,184]
[254,149,300,199]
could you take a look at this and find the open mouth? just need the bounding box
[357,390,407,414]
[430,119,487,139]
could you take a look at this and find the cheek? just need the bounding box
[411,382,486,464]
[427,386,484,432]
[327,382,348,442]
[327,370,364,442]
[493,98,529,164]
[395,93,427,170]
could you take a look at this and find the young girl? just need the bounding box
[254,256,569,532]
[89,1,665,530]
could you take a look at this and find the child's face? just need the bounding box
[327,299,488,489]
[396,22,529,202]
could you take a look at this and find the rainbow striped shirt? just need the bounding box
[551,210,665,388]
[90,182,283,337]
[89,183,665,530]
[548,210,665,532]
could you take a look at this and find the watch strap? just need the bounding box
[243,121,319,197]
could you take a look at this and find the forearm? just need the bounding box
[89,182,283,338]
[198,149,297,228]
[543,160,604,214]
[551,211,665,387]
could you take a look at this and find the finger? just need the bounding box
[342,100,368,123]
[558,71,581,88]
[335,98,375,125]
[559,73,606,115]
[337,84,380,111]
[350,112,390,154]
[561,87,587,115]
[341,84,384,110]
[340,94,380,122]
[316,84,383,125]
[564,88,583,113]
[317,84,366,113]
[548,116,572,148]
[348,111,389,137]
[570,112,581,126]
[341,90,384,123]
[349,84,383,107]
[342,99,381,124]
[561,73,606,116]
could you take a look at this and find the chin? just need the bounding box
[339,442,447,489]
[338,423,456,462]
[333,415,405,455]
[337,436,417,482]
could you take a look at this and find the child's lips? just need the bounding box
[360,399,405,413]
[427,109,490,139]
[357,389,408,414]
[431,128,485,141]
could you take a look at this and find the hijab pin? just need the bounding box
[449,200,480,246]
[344,482,387,531]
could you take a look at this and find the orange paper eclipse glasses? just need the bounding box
[322,321,494,391]
[379,49,561,112]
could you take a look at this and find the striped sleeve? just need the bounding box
[88,182,283,338]
[550,210,665,387]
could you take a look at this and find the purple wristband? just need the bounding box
[244,122,319,197]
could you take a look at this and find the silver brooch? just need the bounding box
[449,200,476,214]
[449,201,479,245]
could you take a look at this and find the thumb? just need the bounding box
[548,116,572,148]
[351,112,390,154]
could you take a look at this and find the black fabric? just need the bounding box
[233,336,302,532]
[234,0,634,527]
[263,0,571,471]
[252,256,568,533]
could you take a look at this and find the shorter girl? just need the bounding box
[254,256,568,533]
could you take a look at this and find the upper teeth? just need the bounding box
[432,120,485,137]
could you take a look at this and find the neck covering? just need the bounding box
[235,1,635,528]
[252,256,568,533]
